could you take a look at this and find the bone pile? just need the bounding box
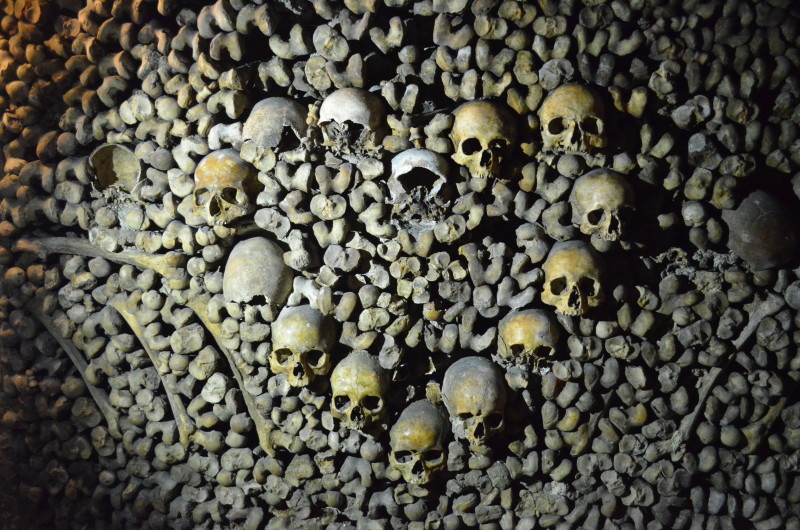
[1,0,800,528]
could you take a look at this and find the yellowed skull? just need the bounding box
[450,100,517,179]
[192,149,259,226]
[497,309,560,365]
[389,399,449,485]
[223,237,293,306]
[539,84,607,154]
[541,240,605,316]
[270,305,336,387]
[569,169,635,241]
[330,351,389,431]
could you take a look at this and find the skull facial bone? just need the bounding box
[497,309,561,365]
[223,237,293,307]
[389,399,449,485]
[541,240,605,317]
[330,351,389,431]
[441,356,507,447]
[569,169,635,241]
[319,87,387,160]
[539,84,607,154]
[387,149,453,233]
[270,305,336,387]
[192,149,258,226]
[242,97,309,157]
[450,100,517,179]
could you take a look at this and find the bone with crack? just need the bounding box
[569,168,635,243]
[222,236,292,308]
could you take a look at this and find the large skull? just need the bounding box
[192,149,259,226]
[497,309,560,365]
[223,237,293,306]
[330,351,389,431]
[242,97,308,157]
[539,84,607,154]
[270,305,336,387]
[569,169,635,241]
[386,149,453,235]
[450,100,517,179]
[319,87,387,160]
[441,356,507,447]
[541,240,605,316]
[389,399,449,485]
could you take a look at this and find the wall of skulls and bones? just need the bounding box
[1,0,800,528]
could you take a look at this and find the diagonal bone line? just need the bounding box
[109,292,196,448]
[26,298,122,440]
[184,293,276,456]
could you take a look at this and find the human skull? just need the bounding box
[541,240,605,316]
[497,309,560,365]
[450,100,517,179]
[319,87,387,160]
[242,97,308,157]
[330,351,389,431]
[192,149,259,226]
[441,356,507,447]
[539,84,607,154]
[386,149,453,234]
[569,169,635,241]
[223,237,293,306]
[270,305,336,387]
[389,399,450,485]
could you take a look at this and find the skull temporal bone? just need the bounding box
[538,84,607,154]
[270,305,336,387]
[389,399,450,485]
[497,309,561,365]
[541,240,605,317]
[450,100,518,179]
[192,149,259,226]
[319,87,387,159]
[569,169,635,241]
[330,351,389,431]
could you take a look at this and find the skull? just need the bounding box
[330,351,389,431]
[386,149,453,234]
[450,100,517,179]
[569,169,635,241]
[270,305,336,387]
[541,240,605,316]
[497,309,560,365]
[222,237,293,306]
[192,149,259,226]
[242,97,308,157]
[319,87,387,160]
[389,399,450,485]
[539,84,607,154]
[441,356,507,447]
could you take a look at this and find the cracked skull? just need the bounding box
[442,356,507,447]
[330,351,389,431]
[387,149,453,234]
[242,97,309,157]
[450,100,517,179]
[389,399,449,485]
[319,87,387,159]
[570,169,635,241]
[192,149,259,226]
[270,305,336,387]
[498,309,561,365]
[223,237,293,306]
[541,240,605,316]
[539,84,607,154]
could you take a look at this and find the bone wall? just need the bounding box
[1,0,800,528]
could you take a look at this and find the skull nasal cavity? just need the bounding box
[462,138,481,155]
[293,363,306,377]
[473,421,485,439]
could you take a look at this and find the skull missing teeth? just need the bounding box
[389,399,450,485]
[270,305,336,387]
[330,351,389,431]
[242,97,308,157]
[541,240,605,317]
[387,149,453,235]
[497,309,561,365]
[223,237,293,307]
[441,356,507,447]
[450,100,517,179]
[192,149,259,226]
[319,87,387,160]
[569,169,635,241]
[539,84,607,154]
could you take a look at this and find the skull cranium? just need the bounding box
[497,309,561,365]
[192,149,259,226]
[539,84,607,154]
[242,97,309,158]
[386,148,453,235]
[450,100,517,179]
[270,305,336,387]
[569,169,635,241]
[541,240,605,316]
[330,351,389,431]
[319,87,387,160]
[389,399,449,485]
[222,237,293,306]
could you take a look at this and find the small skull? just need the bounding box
[539,84,607,154]
[541,240,605,316]
[569,169,635,241]
[389,399,450,485]
[270,305,336,387]
[441,356,507,447]
[222,237,293,306]
[450,100,517,179]
[497,309,561,365]
[319,87,387,160]
[387,149,453,234]
[242,97,309,157]
[330,351,389,431]
[192,149,259,226]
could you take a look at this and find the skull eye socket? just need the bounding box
[333,395,351,411]
[305,349,326,368]
[461,138,482,155]
[274,348,293,365]
[581,117,600,135]
[489,139,508,152]
[278,128,301,152]
[399,167,440,192]
[195,187,211,205]
[577,277,597,297]
[458,412,473,421]
[550,277,567,295]
[393,450,413,464]
[548,118,566,134]
[221,187,240,204]
[362,395,382,412]
[423,449,443,463]
[533,345,553,358]
[587,209,604,225]
[485,413,504,429]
